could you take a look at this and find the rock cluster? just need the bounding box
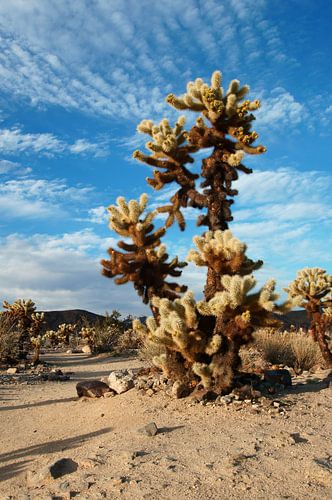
[0,364,71,385]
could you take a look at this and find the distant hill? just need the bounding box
[276,309,310,329]
[40,308,310,331]
[40,309,104,330]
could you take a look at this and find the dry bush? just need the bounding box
[0,314,23,364]
[139,336,166,366]
[79,311,125,353]
[254,327,323,372]
[115,328,142,352]
[239,345,267,373]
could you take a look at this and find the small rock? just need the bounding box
[289,433,308,444]
[76,380,111,398]
[221,395,233,404]
[27,458,78,487]
[313,456,332,472]
[264,369,292,387]
[66,349,73,354]
[146,388,155,397]
[119,450,138,461]
[59,481,70,490]
[137,422,158,437]
[82,345,92,354]
[103,391,115,398]
[108,370,134,394]
[171,381,190,399]
[7,367,18,374]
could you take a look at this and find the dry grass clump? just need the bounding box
[239,344,268,373]
[79,319,123,353]
[139,337,167,366]
[253,327,324,372]
[115,328,142,352]
[0,314,23,364]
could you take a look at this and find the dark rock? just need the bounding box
[76,380,111,398]
[27,458,78,487]
[50,458,78,479]
[290,433,308,444]
[263,369,292,387]
[314,456,332,472]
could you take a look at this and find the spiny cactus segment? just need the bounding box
[285,268,332,367]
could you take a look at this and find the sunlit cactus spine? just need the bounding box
[102,70,290,395]
[285,268,332,367]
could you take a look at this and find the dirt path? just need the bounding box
[0,353,331,499]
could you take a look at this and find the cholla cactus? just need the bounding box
[134,258,288,390]
[80,326,96,348]
[285,268,332,367]
[103,70,290,395]
[1,299,45,361]
[44,323,77,347]
[101,194,187,306]
[56,323,77,345]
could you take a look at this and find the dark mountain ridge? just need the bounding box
[40,308,310,331]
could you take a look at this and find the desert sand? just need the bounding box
[0,352,331,499]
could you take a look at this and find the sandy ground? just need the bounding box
[0,352,331,499]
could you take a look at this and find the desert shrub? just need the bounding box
[79,310,125,353]
[115,328,142,352]
[239,344,267,373]
[0,314,22,364]
[254,328,323,372]
[139,335,167,366]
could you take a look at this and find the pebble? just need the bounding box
[137,422,158,437]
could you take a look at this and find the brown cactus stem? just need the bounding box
[311,312,332,368]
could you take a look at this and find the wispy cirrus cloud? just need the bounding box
[0,158,31,175]
[0,0,296,122]
[0,178,93,219]
[0,127,107,157]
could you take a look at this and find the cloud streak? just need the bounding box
[0,230,148,315]
[0,178,93,219]
[0,127,107,156]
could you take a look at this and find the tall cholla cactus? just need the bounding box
[102,70,290,394]
[285,268,332,367]
[2,299,45,361]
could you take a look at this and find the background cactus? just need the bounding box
[102,70,290,395]
[1,299,45,362]
[285,268,332,367]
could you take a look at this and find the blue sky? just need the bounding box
[0,0,331,316]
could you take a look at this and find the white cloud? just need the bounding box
[235,167,331,204]
[0,230,149,316]
[0,178,93,219]
[0,127,107,157]
[87,206,108,224]
[256,88,306,128]
[0,158,32,175]
[69,139,104,156]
